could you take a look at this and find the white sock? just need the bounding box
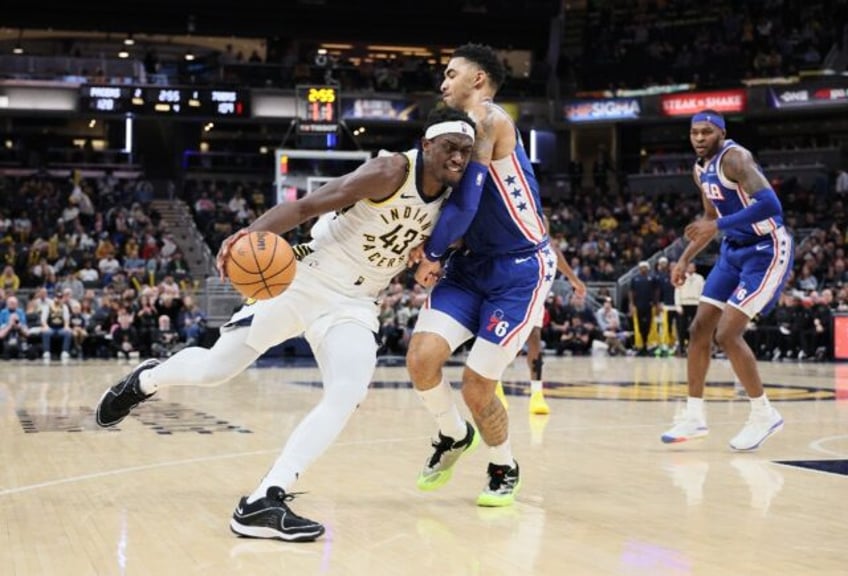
[749,393,771,415]
[416,376,466,440]
[489,440,514,467]
[530,380,543,394]
[686,396,706,421]
[138,369,158,395]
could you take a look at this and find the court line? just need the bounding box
[809,435,848,458]
[0,449,277,497]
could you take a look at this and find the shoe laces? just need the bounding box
[427,432,458,467]
[486,463,517,490]
[266,488,313,522]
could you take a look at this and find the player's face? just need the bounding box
[440,57,477,110]
[426,134,474,186]
[689,121,724,159]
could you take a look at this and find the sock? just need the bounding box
[686,396,705,420]
[138,369,158,395]
[416,376,466,440]
[749,393,771,415]
[530,380,543,394]
[489,440,514,467]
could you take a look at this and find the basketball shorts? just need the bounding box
[701,227,794,318]
[414,245,554,380]
[222,262,380,354]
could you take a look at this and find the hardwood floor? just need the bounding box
[0,355,845,575]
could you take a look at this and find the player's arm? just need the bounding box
[420,105,500,262]
[216,155,404,278]
[248,154,404,234]
[716,148,782,231]
[551,243,586,296]
[676,171,719,285]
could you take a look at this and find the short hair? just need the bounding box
[452,43,506,91]
[424,106,476,132]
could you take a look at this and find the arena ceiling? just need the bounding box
[6,0,561,51]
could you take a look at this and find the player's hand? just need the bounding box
[407,243,425,268]
[414,256,443,288]
[671,261,687,287]
[572,278,587,299]
[684,219,717,245]
[216,228,251,281]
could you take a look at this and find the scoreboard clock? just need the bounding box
[79,85,249,118]
[296,85,340,134]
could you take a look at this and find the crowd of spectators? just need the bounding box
[0,171,206,361]
[572,0,842,92]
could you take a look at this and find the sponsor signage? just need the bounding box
[769,86,848,109]
[660,89,746,116]
[341,98,419,121]
[564,98,641,122]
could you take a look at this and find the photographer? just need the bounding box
[0,296,30,359]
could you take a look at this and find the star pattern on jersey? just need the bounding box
[543,247,555,282]
[506,175,529,211]
[779,239,788,264]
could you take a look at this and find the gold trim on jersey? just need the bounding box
[366,152,413,207]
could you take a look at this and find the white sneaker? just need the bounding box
[729,408,784,451]
[661,417,709,444]
[60,351,70,361]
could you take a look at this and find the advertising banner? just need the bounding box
[341,98,419,121]
[660,90,746,116]
[769,86,848,109]
[564,98,641,122]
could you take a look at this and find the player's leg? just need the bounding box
[494,380,509,409]
[95,287,309,427]
[661,257,738,444]
[231,321,377,542]
[408,292,479,491]
[526,326,549,415]
[464,251,554,506]
[724,234,793,451]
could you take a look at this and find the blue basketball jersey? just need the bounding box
[462,106,547,256]
[694,139,784,245]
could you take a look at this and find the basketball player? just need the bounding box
[496,217,587,415]
[661,109,792,451]
[406,43,553,507]
[94,107,477,542]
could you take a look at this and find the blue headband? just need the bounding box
[691,112,725,131]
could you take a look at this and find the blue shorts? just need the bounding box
[701,227,793,318]
[427,245,555,348]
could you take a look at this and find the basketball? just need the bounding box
[227,231,297,300]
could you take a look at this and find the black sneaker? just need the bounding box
[230,487,325,542]
[476,461,521,507]
[416,421,479,491]
[95,359,160,427]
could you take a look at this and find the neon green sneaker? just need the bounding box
[476,461,521,507]
[528,390,550,415]
[417,421,479,491]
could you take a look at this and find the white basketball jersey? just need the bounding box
[304,148,450,297]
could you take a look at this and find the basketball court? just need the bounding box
[0,354,845,575]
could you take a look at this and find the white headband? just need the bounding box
[425,120,475,143]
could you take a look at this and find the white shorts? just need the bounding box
[413,308,524,381]
[223,263,380,354]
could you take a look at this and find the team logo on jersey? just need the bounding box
[486,309,511,337]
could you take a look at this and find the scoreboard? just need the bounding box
[80,85,249,118]
[296,85,340,134]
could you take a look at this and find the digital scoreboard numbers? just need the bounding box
[79,85,248,117]
[297,85,340,134]
[146,87,248,116]
[80,85,141,113]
